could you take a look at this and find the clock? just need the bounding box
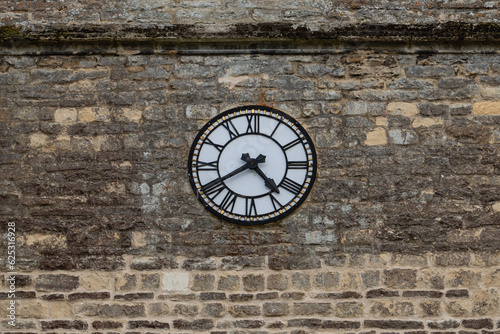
[187,105,317,225]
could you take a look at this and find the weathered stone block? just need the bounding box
[203,303,225,317]
[173,319,214,330]
[314,291,362,299]
[293,302,332,315]
[97,304,145,317]
[287,318,322,329]
[41,320,88,330]
[405,65,454,78]
[445,269,482,288]
[128,320,170,329]
[427,320,460,330]
[269,255,321,270]
[242,274,264,292]
[418,103,449,116]
[130,256,178,270]
[388,129,418,145]
[361,271,381,288]
[80,272,114,291]
[314,272,340,290]
[35,274,79,292]
[364,320,424,329]
[462,319,494,329]
[92,320,123,329]
[288,273,311,292]
[182,257,217,270]
[418,300,442,317]
[148,302,170,316]
[335,301,364,318]
[173,304,198,316]
[228,305,261,317]
[369,301,415,317]
[384,269,417,289]
[234,319,264,328]
[191,274,215,291]
[114,292,154,300]
[366,289,399,298]
[68,292,110,300]
[446,289,469,298]
[322,321,361,329]
[263,302,289,317]
[217,275,240,291]
[200,292,226,300]
[267,274,289,291]
[220,256,265,270]
[115,274,136,292]
[54,108,78,124]
[139,273,160,290]
[229,293,253,302]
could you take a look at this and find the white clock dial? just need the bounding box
[188,106,317,225]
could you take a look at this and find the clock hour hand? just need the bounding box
[241,153,265,165]
[242,153,279,193]
[254,166,280,193]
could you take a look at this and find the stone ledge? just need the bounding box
[2,22,500,44]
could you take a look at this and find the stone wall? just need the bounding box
[1,2,500,333]
[1,0,499,25]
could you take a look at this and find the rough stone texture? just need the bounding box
[1,2,500,333]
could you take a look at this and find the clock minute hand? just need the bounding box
[201,163,250,192]
[254,166,280,193]
[201,154,256,193]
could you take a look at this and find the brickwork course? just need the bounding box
[1,1,500,333]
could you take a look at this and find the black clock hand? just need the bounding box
[201,164,249,192]
[254,166,280,193]
[241,153,265,165]
[242,153,279,193]
[201,153,255,192]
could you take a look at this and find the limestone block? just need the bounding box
[162,272,189,292]
[387,102,418,116]
[473,101,500,115]
[54,108,77,124]
[365,127,387,146]
[80,272,114,291]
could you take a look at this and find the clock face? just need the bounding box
[188,105,317,225]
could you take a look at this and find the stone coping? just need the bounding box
[2,22,500,44]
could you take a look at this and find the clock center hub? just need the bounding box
[218,134,286,197]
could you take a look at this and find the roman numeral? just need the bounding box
[282,138,302,151]
[205,138,224,152]
[245,198,257,216]
[197,160,218,171]
[287,161,309,169]
[245,114,260,133]
[269,194,283,211]
[201,178,225,197]
[280,177,303,195]
[221,119,239,139]
[270,122,281,137]
[220,191,237,212]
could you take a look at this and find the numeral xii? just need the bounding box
[245,114,260,133]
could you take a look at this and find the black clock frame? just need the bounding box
[187,105,317,225]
